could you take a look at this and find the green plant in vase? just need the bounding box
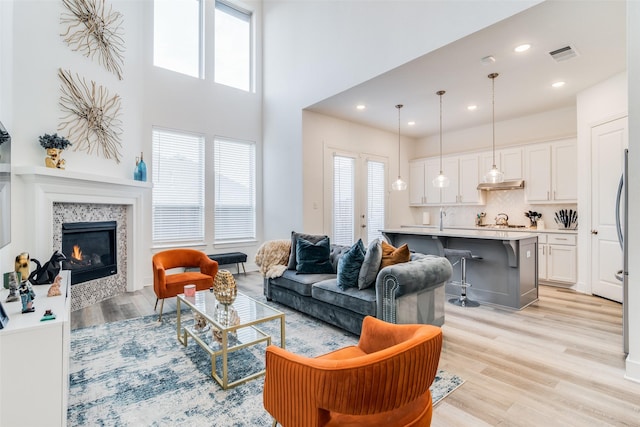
[39,133,72,169]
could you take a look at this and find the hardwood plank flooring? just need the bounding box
[71,275,640,425]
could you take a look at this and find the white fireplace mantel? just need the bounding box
[15,166,152,292]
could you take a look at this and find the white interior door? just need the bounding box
[591,117,627,302]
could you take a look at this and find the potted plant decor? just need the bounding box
[39,133,72,169]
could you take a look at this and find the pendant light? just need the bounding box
[391,104,407,191]
[484,72,504,183]
[432,90,449,188]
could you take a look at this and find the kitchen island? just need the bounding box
[382,228,538,310]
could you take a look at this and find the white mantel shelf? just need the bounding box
[14,165,153,188]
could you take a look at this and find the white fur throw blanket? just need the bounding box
[255,239,291,279]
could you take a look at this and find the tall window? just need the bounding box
[333,155,355,246]
[215,0,252,91]
[152,129,205,243]
[153,0,203,78]
[214,138,256,243]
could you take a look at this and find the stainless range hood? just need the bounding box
[477,179,525,191]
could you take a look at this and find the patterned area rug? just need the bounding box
[68,305,464,426]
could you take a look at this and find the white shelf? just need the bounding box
[14,165,152,189]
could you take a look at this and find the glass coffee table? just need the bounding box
[176,290,285,389]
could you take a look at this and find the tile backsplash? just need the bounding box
[412,189,578,230]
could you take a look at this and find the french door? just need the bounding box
[325,149,388,246]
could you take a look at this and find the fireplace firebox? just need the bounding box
[61,221,117,285]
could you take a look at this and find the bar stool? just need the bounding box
[444,248,482,307]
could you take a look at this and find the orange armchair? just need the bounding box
[263,316,443,427]
[152,249,218,320]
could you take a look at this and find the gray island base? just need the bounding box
[382,228,538,310]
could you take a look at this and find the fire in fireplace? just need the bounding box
[61,221,117,285]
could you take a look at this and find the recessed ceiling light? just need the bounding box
[467,105,478,111]
[552,81,566,88]
[407,121,416,126]
[514,44,531,53]
[356,104,366,110]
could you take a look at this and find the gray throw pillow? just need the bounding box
[357,238,383,289]
[337,239,366,290]
[288,231,327,270]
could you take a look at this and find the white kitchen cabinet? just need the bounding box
[0,271,71,427]
[538,233,577,284]
[481,146,523,181]
[524,139,577,203]
[409,158,440,205]
[439,154,484,205]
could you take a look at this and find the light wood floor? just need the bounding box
[71,274,640,426]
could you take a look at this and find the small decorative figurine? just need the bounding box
[47,276,62,297]
[29,250,67,286]
[14,252,30,284]
[5,277,19,303]
[39,133,72,169]
[19,281,36,313]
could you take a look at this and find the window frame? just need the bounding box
[214,0,254,92]
[213,136,257,244]
[151,127,206,245]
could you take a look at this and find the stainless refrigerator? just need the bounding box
[616,148,629,354]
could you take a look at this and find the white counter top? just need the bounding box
[403,224,578,235]
[384,227,538,241]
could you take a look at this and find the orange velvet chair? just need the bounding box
[263,316,443,427]
[152,249,218,320]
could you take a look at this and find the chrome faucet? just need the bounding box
[439,207,446,231]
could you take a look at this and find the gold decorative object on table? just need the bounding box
[212,269,237,305]
[39,133,72,169]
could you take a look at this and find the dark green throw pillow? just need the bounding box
[296,236,333,274]
[337,239,366,290]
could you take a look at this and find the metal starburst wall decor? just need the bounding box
[60,0,125,80]
[58,68,123,163]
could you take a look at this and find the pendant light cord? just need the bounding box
[438,91,444,173]
[396,104,403,178]
[489,73,498,168]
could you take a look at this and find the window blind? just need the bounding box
[333,155,355,246]
[367,160,386,243]
[152,129,205,243]
[214,138,256,243]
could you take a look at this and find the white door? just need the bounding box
[552,140,577,201]
[409,161,425,205]
[524,144,551,202]
[458,154,481,204]
[441,157,459,204]
[591,117,628,302]
[424,158,441,205]
[547,245,577,283]
[327,150,388,246]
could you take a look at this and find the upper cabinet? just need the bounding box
[524,139,577,203]
[481,146,523,181]
[410,154,484,206]
[409,158,440,205]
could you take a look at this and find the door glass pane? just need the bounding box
[367,160,385,243]
[333,155,354,246]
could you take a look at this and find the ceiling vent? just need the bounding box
[549,45,579,62]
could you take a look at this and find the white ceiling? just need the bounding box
[306,1,627,139]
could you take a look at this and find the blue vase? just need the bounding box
[136,152,147,182]
[134,157,141,181]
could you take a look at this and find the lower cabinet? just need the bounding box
[0,271,71,427]
[538,233,577,284]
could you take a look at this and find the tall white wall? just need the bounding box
[414,106,577,158]
[262,0,541,240]
[302,110,416,235]
[0,0,263,280]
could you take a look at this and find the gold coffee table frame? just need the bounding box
[176,290,285,389]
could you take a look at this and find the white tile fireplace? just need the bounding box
[15,166,151,310]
